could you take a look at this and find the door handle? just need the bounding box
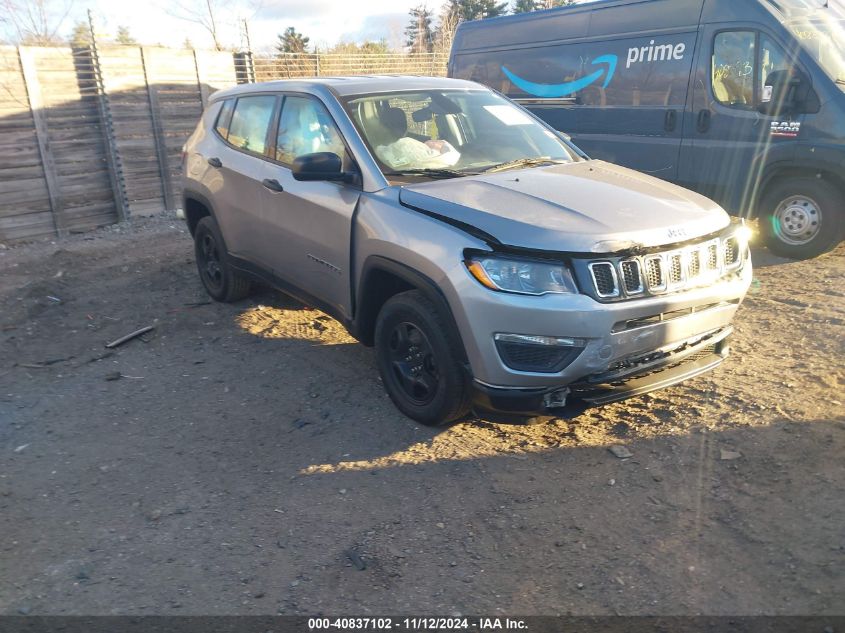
[262,178,284,193]
[664,109,677,132]
[207,157,222,168]
[696,109,711,133]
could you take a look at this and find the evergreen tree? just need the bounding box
[115,25,136,45]
[405,5,434,53]
[512,0,541,12]
[276,27,310,55]
[458,0,509,20]
[69,21,92,48]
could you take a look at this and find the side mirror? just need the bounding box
[291,152,355,183]
[758,69,817,116]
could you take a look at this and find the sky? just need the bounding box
[61,0,434,51]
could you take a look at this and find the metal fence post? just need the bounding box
[88,9,129,222]
[141,48,175,212]
[193,49,210,108]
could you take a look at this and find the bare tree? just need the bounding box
[434,1,460,57]
[165,0,226,51]
[164,0,262,51]
[115,25,137,46]
[1,0,75,46]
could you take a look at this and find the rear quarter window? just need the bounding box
[215,99,235,138]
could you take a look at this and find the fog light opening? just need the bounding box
[543,388,570,409]
[493,333,586,373]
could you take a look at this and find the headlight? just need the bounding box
[735,223,753,248]
[465,255,577,295]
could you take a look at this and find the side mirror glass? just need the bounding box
[291,152,354,183]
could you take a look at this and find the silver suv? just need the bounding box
[182,76,752,425]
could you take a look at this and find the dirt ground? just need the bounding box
[0,213,843,616]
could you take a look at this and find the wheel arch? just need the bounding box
[755,165,845,218]
[353,256,468,363]
[182,190,218,236]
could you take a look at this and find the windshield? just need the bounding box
[341,89,581,176]
[788,16,845,85]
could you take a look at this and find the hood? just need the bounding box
[398,160,730,253]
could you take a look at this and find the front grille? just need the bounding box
[645,257,664,290]
[668,253,683,284]
[620,260,643,294]
[688,250,701,278]
[495,340,583,373]
[707,243,719,270]
[724,237,739,267]
[585,231,747,300]
[589,262,618,297]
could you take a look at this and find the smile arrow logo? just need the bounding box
[501,54,618,98]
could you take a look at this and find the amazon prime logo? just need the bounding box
[626,40,686,69]
[501,39,687,99]
[502,54,617,98]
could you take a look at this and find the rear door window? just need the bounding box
[226,95,277,156]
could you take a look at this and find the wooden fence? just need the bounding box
[0,47,449,243]
[0,45,243,242]
[253,52,449,81]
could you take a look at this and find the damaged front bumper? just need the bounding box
[472,326,732,420]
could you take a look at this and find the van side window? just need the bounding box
[760,35,791,93]
[712,31,756,107]
[275,96,346,166]
[215,99,235,138]
[226,95,277,156]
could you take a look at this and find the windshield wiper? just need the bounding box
[383,167,476,179]
[480,157,568,174]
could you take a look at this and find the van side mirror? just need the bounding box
[291,152,355,183]
[758,69,818,116]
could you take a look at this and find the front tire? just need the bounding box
[374,290,471,426]
[194,216,252,302]
[759,178,843,259]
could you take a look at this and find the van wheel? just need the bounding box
[375,290,471,426]
[194,216,252,302]
[759,178,843,259]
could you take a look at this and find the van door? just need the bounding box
[566,34,698,182]
[680,27,799,213]
[457,34,699,182]
[259,94,360,319]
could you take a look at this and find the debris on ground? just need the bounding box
[345,550,366,571]
[105,325,155,349]
[608,445,633,459]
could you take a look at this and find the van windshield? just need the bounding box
[341,89,581,178]
[788,16,845,86]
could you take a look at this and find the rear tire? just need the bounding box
[374,290,471,426]
[194,216,252,302]
[759,177,843,259]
